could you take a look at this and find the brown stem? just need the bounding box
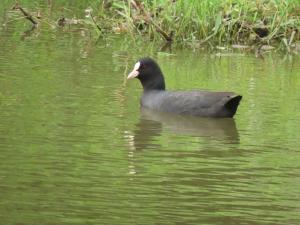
[12,2,38,26]
[90,12,101,32]
[131,0,173,42]
[150,21,173,42]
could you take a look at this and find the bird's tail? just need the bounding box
[225,95,242,117]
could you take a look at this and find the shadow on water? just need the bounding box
[131,107,239,150]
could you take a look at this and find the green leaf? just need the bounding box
[213,12,222,35]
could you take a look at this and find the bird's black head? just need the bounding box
[127,57,166,91]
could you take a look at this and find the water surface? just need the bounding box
[1,5,300,225]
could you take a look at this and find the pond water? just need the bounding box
[1,4,300,225]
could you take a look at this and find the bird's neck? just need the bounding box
[141,74,166,91]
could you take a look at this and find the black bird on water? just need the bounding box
[127,57,242,118]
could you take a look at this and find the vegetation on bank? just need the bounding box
[5,0,300,52]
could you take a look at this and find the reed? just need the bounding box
[99,0,300,50]
[5,0,300,51]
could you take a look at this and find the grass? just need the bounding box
[4,0,300,52]
[96,0,300,51]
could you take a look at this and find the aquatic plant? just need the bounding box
[4,0,300,52]
[98,0,300,50]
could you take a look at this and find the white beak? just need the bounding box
[127,62,140,80]
[127,70,139,80]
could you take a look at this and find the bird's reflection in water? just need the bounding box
[131,107,239,151]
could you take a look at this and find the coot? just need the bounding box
[127,57,242,118]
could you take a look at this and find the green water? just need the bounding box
[1,3,300,225]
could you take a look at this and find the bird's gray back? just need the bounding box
[141,90,235,116]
